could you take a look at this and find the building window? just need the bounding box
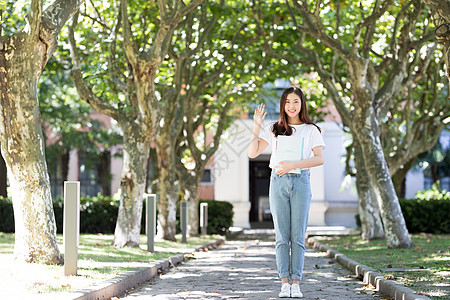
[200,169,213,184]
[78,152,101,196]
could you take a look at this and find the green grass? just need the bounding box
[318,233,450,299]
[0,232,221,296]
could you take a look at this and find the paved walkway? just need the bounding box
[120,234,386,299]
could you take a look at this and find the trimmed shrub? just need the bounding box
[199,199,233,235]
[0,196,14,233]
[54,195,119,234]
[355,197,450,234]
[399,198,450,234]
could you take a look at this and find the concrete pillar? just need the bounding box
[200,202,208,235]
[146,194,157,252]
[180,201,187,243]
[64,181,80,276]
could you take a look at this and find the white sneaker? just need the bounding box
[291,283,303,298]
[279,283,291,298]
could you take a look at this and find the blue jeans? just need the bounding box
[269,170,312,281]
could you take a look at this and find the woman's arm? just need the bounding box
[275,146,324,175]
[248,104,269,158]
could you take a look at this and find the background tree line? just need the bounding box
[0,0,448,264]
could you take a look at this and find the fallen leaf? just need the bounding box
[384,274,395,280]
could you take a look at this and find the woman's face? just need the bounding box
[284,92,301,120]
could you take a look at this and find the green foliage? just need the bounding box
[399,197,450,234]
[53,195,119,234]
[0,196,14,233]
[414,182,450,201]
[199,200,233,235]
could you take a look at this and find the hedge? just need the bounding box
[355,198,449,234]
[199,199,234,235]
[399,198,450,234]
[0,196,234,235]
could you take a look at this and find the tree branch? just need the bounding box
[68,12,122,121]
[120,0,137,67]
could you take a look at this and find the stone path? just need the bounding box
[120,238,387,299]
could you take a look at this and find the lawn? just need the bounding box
[318,233,450,300]
[0,232,221,298]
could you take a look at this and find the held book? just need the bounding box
[276,135,304,174]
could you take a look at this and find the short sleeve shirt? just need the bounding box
[259,121,326,170]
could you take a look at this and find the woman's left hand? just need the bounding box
[275,161,294,176]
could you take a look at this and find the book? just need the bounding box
[276,135,304,174]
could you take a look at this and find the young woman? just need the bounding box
[248,86,325,298]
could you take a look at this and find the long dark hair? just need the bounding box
[271,86,321,136]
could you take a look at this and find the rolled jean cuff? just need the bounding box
[279,272,290,279]
[291,274,302,281]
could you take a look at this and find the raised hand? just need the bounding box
[254,103,267,129]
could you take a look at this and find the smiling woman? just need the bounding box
[248,86,325,298]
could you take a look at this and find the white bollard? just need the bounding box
[146,194,157,252]
[200,202,208,235]
[64,181,80,276]
[181,201,187,243]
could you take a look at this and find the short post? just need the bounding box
[200,202,208,235]
[146,194,157,252]
[180,201,187,243]
[64,181,80,276]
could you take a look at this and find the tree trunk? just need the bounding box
[391,157,417,198]
[0,35,62,263]
[112,122,150,247]
[353,120,414,248]
[354,143,384,240]
[155,137,178,241]
[0,147,7,197]
[184,176,201,237]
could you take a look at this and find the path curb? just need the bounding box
[70,238,225,300]
[307,237,431,300]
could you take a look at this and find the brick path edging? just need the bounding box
[307,237,431,300]
[70,238,225,300]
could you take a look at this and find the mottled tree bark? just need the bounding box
[353,118,413,247]
[0,0,82,264]
[155,136,179,241]
[354,143,384,240]
[112,123,150,247]
[177,164,202,237]
[423,0,450,83]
